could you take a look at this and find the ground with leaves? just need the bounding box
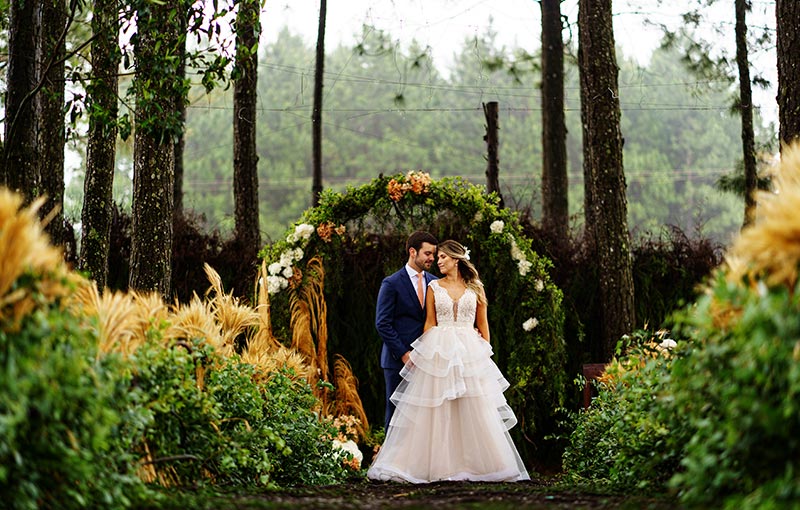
[151,477,682,510]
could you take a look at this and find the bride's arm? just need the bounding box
[475,289,490,342]
[423,288,437,332]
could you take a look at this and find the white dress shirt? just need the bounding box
[405,263,426,303]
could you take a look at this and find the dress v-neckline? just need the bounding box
[435,280,467,304]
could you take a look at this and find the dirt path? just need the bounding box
[199,478,681,510]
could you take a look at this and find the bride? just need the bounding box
[367,240,529,483]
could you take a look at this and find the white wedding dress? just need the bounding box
[367,280,530,483]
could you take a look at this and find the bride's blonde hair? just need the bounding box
[438,240,486,305]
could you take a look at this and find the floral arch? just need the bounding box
[260,172,567,460]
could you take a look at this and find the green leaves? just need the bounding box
[565,273,800,506]
[0,308,150,509]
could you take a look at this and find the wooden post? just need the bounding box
[483,101,504,207]
[582,363,607,408]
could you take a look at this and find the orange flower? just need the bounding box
[317,221,334,242]
[343,456,361,471]
[387,179,405,202]
[407,170,431,194]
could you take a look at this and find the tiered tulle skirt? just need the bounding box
[367,323,530,483]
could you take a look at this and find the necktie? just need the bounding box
[416,272,425,307]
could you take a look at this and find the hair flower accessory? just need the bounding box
[463,247,470,260]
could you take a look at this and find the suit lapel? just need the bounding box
[400,269,420,309]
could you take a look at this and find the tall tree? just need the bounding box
[128,0,185,298]
[80,0,120,290]
[540,0,568,239]
[233,0,261,262]
[37,0,69,244]
[311,0,326,206]
[653,0,772,225]
[735,0,757,226]
[777,0,800,149]
[3,0,39,200]
[578,0,635,359]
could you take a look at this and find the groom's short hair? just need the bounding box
[406,231,438,254]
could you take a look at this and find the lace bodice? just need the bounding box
[429,280,477,326]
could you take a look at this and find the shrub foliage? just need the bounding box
[0,189,354,508]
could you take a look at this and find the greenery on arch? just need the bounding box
[259,172,567,461]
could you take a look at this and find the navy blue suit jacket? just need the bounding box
[375,267,437,370]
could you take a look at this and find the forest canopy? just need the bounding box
[63,26,774,246]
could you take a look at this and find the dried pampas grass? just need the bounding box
[241,344,312,385]
[726,143,800,289]
[288,256,332,408]
[165,294,223,351]
[0,189,80,331]
[252,259,281,351]
[332,355,369,440]
[203,263,260,354]
[71,283,145,356]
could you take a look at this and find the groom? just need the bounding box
[375,231,438,430]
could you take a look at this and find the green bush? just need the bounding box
[562,331,687,493]
[667,275,800,506]
[564,273,800,508]
[261,371,352,486]
[0,305,149,509]
[128,340,350,488]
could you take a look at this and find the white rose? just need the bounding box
[267,276,285,294]
[286,233,297,243]
[282,266,294,278]
[518,259,532,276]
[268,262,283,275]
[292,247,304,261]
[510,240,524,261]
[332,439,363,467]
[534,279,544,292]
[659,338,677,350]
[523,317,539,331]
[490,220,505,234]
[279,251,294,267]
[295,223,315,240]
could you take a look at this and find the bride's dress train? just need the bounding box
[367,280,529,483]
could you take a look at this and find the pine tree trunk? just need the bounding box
[578,0,635,360]
[233,0,261,263]
[540,0,568,239]
[129,1,181,298]
[777,0,800,149]
[3,0,39,201]
[80,0,120,291]
[312,0,326,207]
[131,136,174,297]
[36,0,68,245]
[735,0,757,227]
